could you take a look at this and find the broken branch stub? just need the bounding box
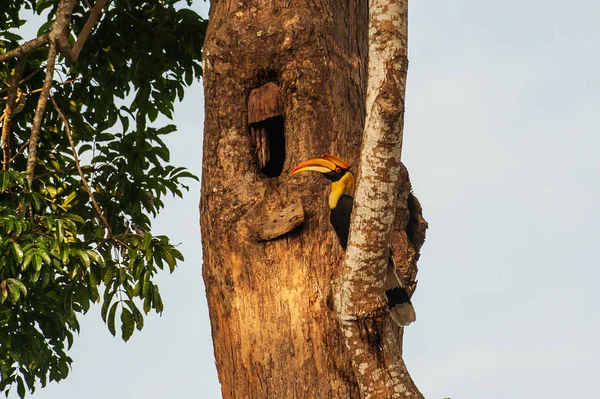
[254,202,304,241]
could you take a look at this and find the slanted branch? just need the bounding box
[336,0,424,397]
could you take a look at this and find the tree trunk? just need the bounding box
[200,1,427,398]
[337,1,421,397]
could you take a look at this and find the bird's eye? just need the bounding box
[335,167,341,173]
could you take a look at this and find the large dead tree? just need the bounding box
[200,1,427,397]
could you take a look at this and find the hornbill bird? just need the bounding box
[290,154,416,326]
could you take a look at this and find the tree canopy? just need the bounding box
[0,1,207,396]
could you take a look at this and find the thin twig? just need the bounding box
[7,139,29,164]
[19,68,44,87]
[25,75,90,97]
[51,95,114,240]
[2,57,27,170]
[0,34,50,62]
[7,165,94,191]
[0,68,43,96]
[1,75,91,102]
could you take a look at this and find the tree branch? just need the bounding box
[336,0,421,397]
[57,0,112,64]
[25,0,77,185]
[7,139,29,165]
[0,68,43,97]
[0,34,49,62]
[25,41,57,185]
[22,75,90,98]
[2,57,27,170]
[50,95,114,240]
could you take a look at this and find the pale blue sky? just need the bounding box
[10,0,600,398]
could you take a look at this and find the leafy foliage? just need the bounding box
[0,0,206,396]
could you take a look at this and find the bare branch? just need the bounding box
[0,68,43,97]
[2,57,28,170]
[50,95,114,240]
[0,34,50,62]
[58,0,112,64]
[25,42,57,185]
[7,139,29,164]
[26,0,77,185]
[24,75,90,97]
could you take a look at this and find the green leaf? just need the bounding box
[8,170,25,185]
[30,192,45,211]
[36,248,52,266]
[7,278,27,297]
[87,250,104,267]
[140,271,150,298]
[62,191,77,208]
[16,375,25,398]
[66,330,74,350]
[34,253,43,271]
[107,302,119,337]
[153,285,163,313]
[143,287,152,314]
[78,144,92,155]
[30,270,41,283]
[6,219,14,234]
[61,246,70,265]
[142,232,152,250]
[120,308,135,342]
[64,290,73,314]
[77,250,90,268]
[0,171,11,192]
[65,213,85,224]
[101,296,112,323]
[162,248,177,273]
[11,242,24,263]
[57,219,64,242]
[21,251,34,271]
[125,300,144,331]
[6,278,26,303]
[14,220,22,236]
[47,186,58,197]
[103,267,115,285]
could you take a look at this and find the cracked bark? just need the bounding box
[200,1,426,397]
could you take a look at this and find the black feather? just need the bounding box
[330,194,353,249]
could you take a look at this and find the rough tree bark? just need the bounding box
[337,1,418,397]
[200,1,427,398]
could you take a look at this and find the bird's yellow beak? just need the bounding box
[289,154,350,176]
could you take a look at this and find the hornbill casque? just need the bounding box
[290,154,416,327]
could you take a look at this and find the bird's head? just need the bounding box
[290,154,354,208]
[289,154,351,182]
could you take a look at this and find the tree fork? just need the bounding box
[201,1,425,397]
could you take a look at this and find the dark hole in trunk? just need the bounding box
[248,82,284,177]
[260,116,285,177]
